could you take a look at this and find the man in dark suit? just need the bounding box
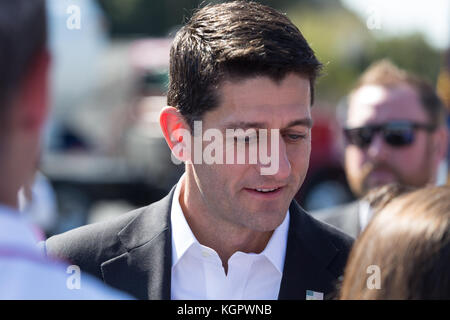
[43,1,353,300]
[315,60,448,238]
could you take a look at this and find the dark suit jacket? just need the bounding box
[43,186,354,300]
[313,201,360,239]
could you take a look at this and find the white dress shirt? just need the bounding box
[0,205,132,299]
[170,175,289,300]
[358,200,374,232]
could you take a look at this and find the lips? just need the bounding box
[366,170,396,188]
[254,187,280,193]
[243,186,284,198]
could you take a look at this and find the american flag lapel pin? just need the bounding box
[306,290,324,300]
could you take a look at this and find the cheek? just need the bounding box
[395,146,427,170]
[288,143,310,174]
[199,163,247,189]
[345,147,365,172]
[392,134,430,166]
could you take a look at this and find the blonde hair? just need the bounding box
[340,185,450,299]
[349,59,446,127]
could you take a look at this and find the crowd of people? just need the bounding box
[0,0,448,300]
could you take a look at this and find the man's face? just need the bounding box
[344,84,437,197]
[188,73,311,232]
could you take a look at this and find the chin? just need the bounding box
[252,209,288,231]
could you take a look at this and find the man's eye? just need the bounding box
[235,135,257,143]
[284,133,306,142]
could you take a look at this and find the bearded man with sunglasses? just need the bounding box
[315,60,448,238]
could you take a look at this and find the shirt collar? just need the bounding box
[170,173,289,274]
[171,173,197,266]
[260,208,289,274]
[358,200,373,231]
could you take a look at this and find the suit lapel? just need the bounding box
[101,187,176,300]
[278,201,340,300]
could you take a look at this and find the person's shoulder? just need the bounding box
[306,208,353,248]
[44,206,149,276]
[289,202,354,290]
[290,201,354,257]
[0,257,133,299]
[309,210,354,250]
[46,206,146,249]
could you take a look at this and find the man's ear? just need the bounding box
[431,126,449,165]
[15,50,50,133]
[159,106,192,162]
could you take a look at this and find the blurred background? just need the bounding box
[34,0,450,237]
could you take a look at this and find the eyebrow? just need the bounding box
[223,118,313,130]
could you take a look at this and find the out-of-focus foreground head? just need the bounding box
[343,60,448,198]
[0,0,49,208]
[341,184,450,299]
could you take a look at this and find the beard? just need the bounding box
[350,156,434,198]
[359,162,403,196]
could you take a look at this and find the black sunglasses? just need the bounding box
[343,121,436,149]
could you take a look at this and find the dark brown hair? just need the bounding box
[167,0,322,130]
[350,59,446,127]
[340,185,450,299]
[0,0,47,115]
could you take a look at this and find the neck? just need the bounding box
[0,156,20,210]
[179,171,274,273]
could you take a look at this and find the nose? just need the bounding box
[366,133,389,161]
[277,138,292,180]
[258,133,291,179]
